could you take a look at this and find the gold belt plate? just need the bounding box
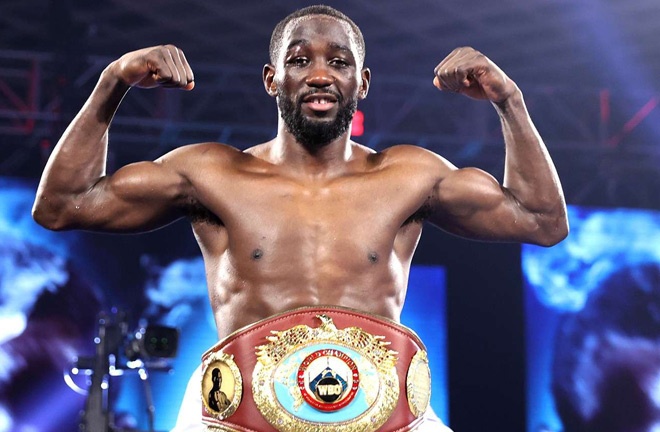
[252,314,399,431]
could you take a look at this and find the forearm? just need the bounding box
[33,65,129,228]
[496,89,568,241]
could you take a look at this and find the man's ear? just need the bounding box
[359,67,371,100]
[263,64,277,97]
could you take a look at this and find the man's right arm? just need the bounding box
[32,45,196,232]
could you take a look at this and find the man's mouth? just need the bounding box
[301,93,338,112]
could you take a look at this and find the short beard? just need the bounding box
[278,89,357,149]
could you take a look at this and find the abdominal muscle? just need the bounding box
[204,249,409,339]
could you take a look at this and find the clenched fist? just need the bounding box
[108,45,195,90]
[433,47,517,104]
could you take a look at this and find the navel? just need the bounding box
[252,248,264,260]
[368,251,379,264]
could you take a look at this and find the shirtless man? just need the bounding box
[32,5,568,432]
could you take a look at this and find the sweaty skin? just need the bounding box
[32,16,568,339]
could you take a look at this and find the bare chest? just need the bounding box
[192,169,427,266]
[188,166,430,333]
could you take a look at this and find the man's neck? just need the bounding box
[269,125,355,177]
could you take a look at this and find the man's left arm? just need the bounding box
[428,47,568,246]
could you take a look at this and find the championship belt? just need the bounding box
[200,306,432,432]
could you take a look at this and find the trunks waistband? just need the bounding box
[200,305,432,432]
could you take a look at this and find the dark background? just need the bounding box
[3,1,660,430]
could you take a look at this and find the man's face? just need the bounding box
[213,369,222,385]
[271,16,368,148]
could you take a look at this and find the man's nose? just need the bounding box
[305,63,334,87]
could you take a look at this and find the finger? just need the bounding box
[434,46,467,76]
[147,50,175,86]
[454,67,472,88]
[149,46,180,87]
[435,69,458,93]
[434,60,464,92]
[176,48,195,90]
[161,46,183,86]
[169,46,193,89]
[434,66,462,93]
[433,75,454,92]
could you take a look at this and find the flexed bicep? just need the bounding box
[428,167,546,244]
[34,157,192,233]
[86,160,192,232]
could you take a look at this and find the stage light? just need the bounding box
[351,110,364,136]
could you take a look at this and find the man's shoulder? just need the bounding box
[157,142,250,168]
[166,142,242,159]
[377,144,455,170]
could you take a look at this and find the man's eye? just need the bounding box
[330,59,349,67]
[288,57,308,66]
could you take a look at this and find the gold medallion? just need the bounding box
[201,351,242,421]
[406,350,431,418]
[252,314,399,431]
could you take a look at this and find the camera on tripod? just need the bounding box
[71,310,179,432]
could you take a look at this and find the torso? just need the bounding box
[181,141,447,337]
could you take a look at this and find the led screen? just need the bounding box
[524,205,660,432]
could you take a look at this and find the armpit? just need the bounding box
[184,199,223,226]
[402,198,432,226]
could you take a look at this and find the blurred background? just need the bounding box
[1,1,660,431]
